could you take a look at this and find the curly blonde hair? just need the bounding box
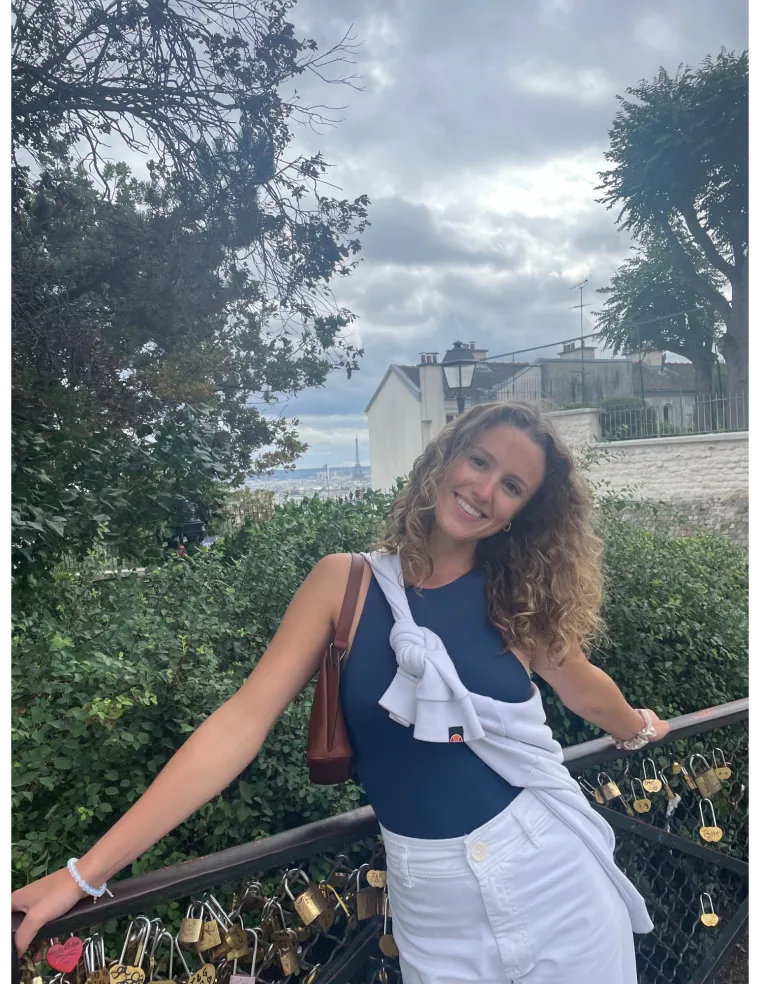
[374,401,603,666]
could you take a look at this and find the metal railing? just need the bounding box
[601,393,747,442]
[11,698,748,984]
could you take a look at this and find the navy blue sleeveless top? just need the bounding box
[340,566,532,838]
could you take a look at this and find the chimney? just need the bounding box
[559,342,596,360]
[419,352,439,365]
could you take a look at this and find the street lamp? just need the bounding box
[442,341,477,415]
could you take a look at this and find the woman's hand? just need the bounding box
[11,868,88,957]
[640,708,671,742]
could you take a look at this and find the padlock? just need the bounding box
[84,935,110,984]
[317,881,349,930]
[229,927,260,983]
[355,864,382,920]
[597,772,621,802]
[148,929,177,983]
[578,777,605,805]
[326,854,354,890]
[631,778,652,814]
[698,799,723,843]
[179,904,205,946]
[234,881,266,916]
[200,895,239,961]
[366,868,387,889]
[699,892,720,927]
[659,770,677,800]
[187,962,216,984]
[272,929,301,976]
[195,901,223,954]
[712,748,732,781]
[678,762,698,791]
[690,754,723,799]
[122,915,152,971]
[378,891,399,959]
[641,758,662,794]
[284,868,328,926]
[225,920,252,961]
[111,917,149,983]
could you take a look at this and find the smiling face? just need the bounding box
[433,423,547,544]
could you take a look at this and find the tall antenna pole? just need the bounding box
[570,279,589,404]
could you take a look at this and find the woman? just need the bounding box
[12,402,668,983]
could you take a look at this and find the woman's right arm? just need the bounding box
[11,553,350,955]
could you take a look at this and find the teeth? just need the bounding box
[456,493,482,519]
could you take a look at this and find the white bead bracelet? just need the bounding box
[66,858,113,901]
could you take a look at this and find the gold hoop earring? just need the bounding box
[502,522,512,533]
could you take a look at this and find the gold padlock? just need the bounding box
[187,962,216,984]
[366,868,388,889]
[354,864,382,920]
[678,762,698,791]
[578,777,605,805]
[659,770,677,800]
[178,904,205,946]
[712,748,733,781]
[631,778,652,814]
[378,892,399,959]
[698,799,724,843]
[699,892,720,927]
[272,929,301,976]
[597,772,621,802]
[229,928,261,984]
[84,934,110,984]
[147,929,179,984]
[285,868,329,926]
[641,758,663,794]
[690,754,723,799]
[235,880,266,915]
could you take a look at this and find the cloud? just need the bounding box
[271,0,748,467]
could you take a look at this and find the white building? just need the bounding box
[365,340,706,491]
[365,342,535,491]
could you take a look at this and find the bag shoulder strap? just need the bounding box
[332,553,366,658]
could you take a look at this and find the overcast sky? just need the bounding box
[273,0,748,468]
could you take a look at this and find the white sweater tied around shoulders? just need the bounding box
[363,549,653,935]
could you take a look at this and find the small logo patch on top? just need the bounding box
[449,727,464,743]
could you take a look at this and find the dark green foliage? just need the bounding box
[12,494,747,895]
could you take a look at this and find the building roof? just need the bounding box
[640,362,698,393]
[398,361,532,399]
[364,364,421,414]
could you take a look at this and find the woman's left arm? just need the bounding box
[529,652,670,743]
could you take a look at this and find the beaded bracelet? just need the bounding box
[66,858,114,901]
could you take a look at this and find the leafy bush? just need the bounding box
[11,491,392,889]
[539,507,749,745]
[12,491,747,892]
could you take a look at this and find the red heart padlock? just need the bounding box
[47,936,84,973]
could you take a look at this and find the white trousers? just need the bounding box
[380,789,639,984]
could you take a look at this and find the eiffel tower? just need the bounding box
[353,436,364,479]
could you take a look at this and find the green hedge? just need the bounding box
[12,493,748,891]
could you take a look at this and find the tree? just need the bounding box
[594,229,724,394]
[597,50,748,396]
[12,1,370,576]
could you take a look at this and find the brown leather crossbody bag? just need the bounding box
[306,553,366,784]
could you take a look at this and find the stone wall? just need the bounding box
[546,407,602,446]
[547,407,749,548]
[583,432,748,501]
[607,495,748,549]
